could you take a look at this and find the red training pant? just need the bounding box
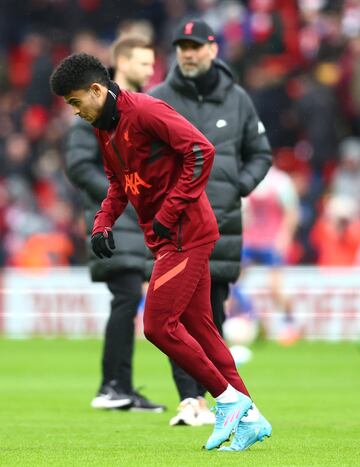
[143,242,250,398]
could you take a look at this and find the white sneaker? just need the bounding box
[91,383,132,409]
[169,398,200,426]
[196,397,215,425]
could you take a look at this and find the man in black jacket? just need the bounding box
[65,35,165,412]
[149,20,272,426]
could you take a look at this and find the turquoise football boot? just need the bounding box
[218,413,272,451]
[204,393,252,450]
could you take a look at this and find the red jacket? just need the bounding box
[92,90,219,254]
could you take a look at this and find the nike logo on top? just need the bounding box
[216,119,227,128]
[157,252,169,261]
[258,121,266,134]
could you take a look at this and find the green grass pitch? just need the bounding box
[0,338,359,466]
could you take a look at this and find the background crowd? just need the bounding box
[1,0,360,268]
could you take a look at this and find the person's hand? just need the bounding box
[91,227,115,258]
[152,218,173,240]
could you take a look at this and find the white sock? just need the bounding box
[241,403,260,422]
[215,384,239,403]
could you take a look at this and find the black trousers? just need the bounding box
[101,271,143,393]
[169,280,230,401]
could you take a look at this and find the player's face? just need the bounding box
[64,83,107,123]
[117,47,155,88]
[176,40,218,78]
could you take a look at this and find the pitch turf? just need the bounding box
[0,338,359,466]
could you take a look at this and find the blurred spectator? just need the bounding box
[242,166,300,265]
[341,0,360,39]
[245,0,286,55]
[338,34,360,135]
[112,35,155,91]
[293,62,344,172]
[11,232,74,268]
[242,166,300,333]
[116,19,155,44]
[22,105,49,142]
[23,33,54,109]
[115,19,167,89]
[310,195,360,265]
[289,162,319,264]
[245,59,297,149]
[71,30,110,65]
[331,136,360,203]
[299,3,346,63]
[3,133,34,181]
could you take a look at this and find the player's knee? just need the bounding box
[143,313,178,344]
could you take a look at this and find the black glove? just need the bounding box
[91,228,116,258]
[152,218,172,240]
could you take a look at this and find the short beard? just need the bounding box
[179,62,210,79]
[179,65,201,78]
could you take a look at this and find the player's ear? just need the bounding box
[90,83,103,97]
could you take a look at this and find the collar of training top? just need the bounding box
[92,80,120,131]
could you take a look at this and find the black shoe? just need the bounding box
[128,389,167,413]
[91,381,133,410]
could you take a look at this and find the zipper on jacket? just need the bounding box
[177,216,183,252]
[111,140,128,171]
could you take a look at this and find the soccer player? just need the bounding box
[50,52,271,451]
[65,35,165,411]
[149,20,273,429]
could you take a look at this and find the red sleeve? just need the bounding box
[137,99,215,227]
[92,152,128,236]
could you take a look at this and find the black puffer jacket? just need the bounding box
[65,118,146,282]
[149,60,272,282]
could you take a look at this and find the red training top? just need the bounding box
[92,90,219,254]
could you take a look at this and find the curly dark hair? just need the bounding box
[50,53,110,96]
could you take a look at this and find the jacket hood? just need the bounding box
[165,58,234,103]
